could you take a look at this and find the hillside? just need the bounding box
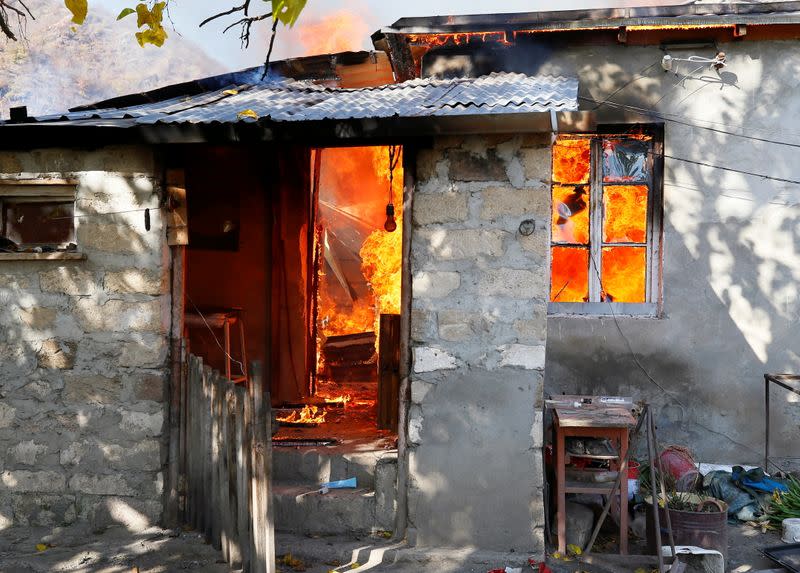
[0,1,224,118]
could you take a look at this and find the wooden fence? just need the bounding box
[180,354,275,573]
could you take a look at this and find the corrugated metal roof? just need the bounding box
[380,1,800,34]
[27,73,577,126]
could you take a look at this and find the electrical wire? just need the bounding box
[578,95,800,150]
[186,295,246,378]
[584,249,785,472]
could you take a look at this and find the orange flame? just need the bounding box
[407,31,511,48]
[298,10,369,55]
[315,146,403,355]
[276,405,327,425]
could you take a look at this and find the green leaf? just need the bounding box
[117,7,135,20]
[272,0,307,27]
[135,3,150,28]
[64,0,88,25]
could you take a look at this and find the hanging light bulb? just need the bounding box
[384,202,397,232]
[384,145,399,233]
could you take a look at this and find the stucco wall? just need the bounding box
[408,135,550,552]
[0,147,169,530]
[533,40,800,467]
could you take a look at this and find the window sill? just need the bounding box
[0,252,86,262]
[548,302,660,317]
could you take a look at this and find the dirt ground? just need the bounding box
[0,521,789,573]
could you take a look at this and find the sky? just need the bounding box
[94,0,681,72]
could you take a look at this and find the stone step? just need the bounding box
[273,484,394,536]
[272,447,397,490]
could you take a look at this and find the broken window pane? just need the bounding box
[552,138,590,184]
[551,246,589,302]
[603,139,649,183]
[603,185,648,243]
[2,201,75,246]
[552,185,590,244]
[601,246,646,302]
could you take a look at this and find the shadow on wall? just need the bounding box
[544,41,800,467]
[0,159,170,533]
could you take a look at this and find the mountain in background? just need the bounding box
[0,0,224,118]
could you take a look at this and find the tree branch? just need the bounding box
[198,0,250,28]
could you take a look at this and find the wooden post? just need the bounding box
[378,314,401,430]
[249,361,275,573]
[210,373,222,550]
[166,244,186,526]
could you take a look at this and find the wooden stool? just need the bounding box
[550,398,636,555]
[185,307,248,384]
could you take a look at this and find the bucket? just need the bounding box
[646,495,729,562]
[782,518,800,543]
[628,461,640,500]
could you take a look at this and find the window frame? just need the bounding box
[0,180,77,251]
[548,127,664,317]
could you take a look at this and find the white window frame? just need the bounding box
[548,128,664,317]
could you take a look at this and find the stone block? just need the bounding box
[77,222,154,254]
[448,150,507,182]
[519,230,549,257]
[39,267,97,295]
[498,344,546,370]
[63,373,121,404]
[60,442,86,467]
[105,269,164,295]
[101,440,161,471]
[413,346,457,373]
[119,410,164,437]
[131,372,165,402]
[415,149,441,182]
[0,470,66,493]
[412,271,460,299]
[480,186,549,220]
[19,307,57,330]
[0,403,16,428]
[0,274,31,289]
[75,299,163,332]
[417,228,506,260]
[478,268,545,299]
[37,339,77,369]
[411,379,434,404]
[10,494,76,527]
[119,337,167,368]
[7,440,48,465]
[68,474,136,496]
[410,309,436,342]
[408,407,424,444]
[531,410,544,448]
[514,312,546,343]
[413,192,468,226]
[81,496,160,532]
[521,147,551,183]
[438,310,484,342]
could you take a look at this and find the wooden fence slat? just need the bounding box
[236,384,251,572]
[217,381,232,562]
[210,372,222,550]
[249,361,275,573]
[224,385,241,567]
[202,364,213,539]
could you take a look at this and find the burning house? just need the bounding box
[1,0,799,563]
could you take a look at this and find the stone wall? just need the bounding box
[408,135,550,552]
[0,147,169,530]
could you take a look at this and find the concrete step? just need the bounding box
[272,447,397,491]
[273,484,394,536]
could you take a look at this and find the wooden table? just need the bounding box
[552,400,636,554]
